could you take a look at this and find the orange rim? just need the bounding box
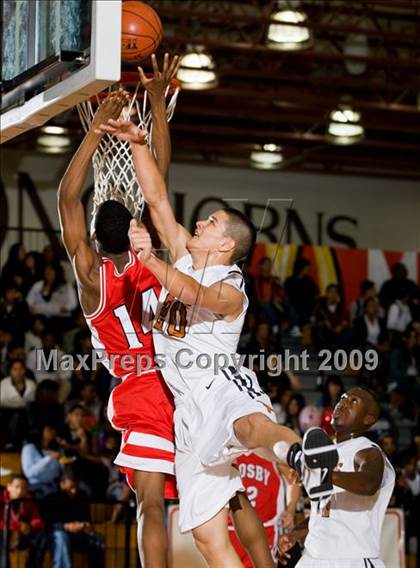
[92,72,181,103]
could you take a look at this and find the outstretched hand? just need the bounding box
[128,219,152,262]
[94,118,148,145]
[91,89,130,131]
[138,52,180,100]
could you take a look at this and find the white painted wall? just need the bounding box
[1,147,419,264]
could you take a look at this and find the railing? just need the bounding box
[1,497,141,568]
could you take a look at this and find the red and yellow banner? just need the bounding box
[251,244,419,308]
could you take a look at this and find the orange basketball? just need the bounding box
[121,1,163,63]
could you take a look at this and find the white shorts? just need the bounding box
[176,448,244,533]
[297,554,385,568]
[174,366,276,532]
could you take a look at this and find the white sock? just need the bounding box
[273,441,290,463]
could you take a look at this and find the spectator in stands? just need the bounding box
[350,279,378,321]
[389,328,420,396]
[0,323,13,378]
[243,319,281,371]
[285,257,318,328]
[378,433,400,468]
[0,474,45,567]
[387,287,412,341]
[0,285,30,342]
[379,262,418,312]
[59,404,109,498]
[26,261,78,327]
[255,257,277,304]
[26,330,71,403]
[2,341,30,379]
[41,467,105,568]
[100,432,131,502]
[21,426,63,498]
[285,393,306,435]
[63,310,88,354]
[0,243,27,294]
[25,314,47,353]
[28,379,65,433]
[42,244,75,286]
[312,283,349,349]
[59,404,91,457]
[23,251,44,294]
[42,244,60,267]
[71,329,98,388]
[0,359,36,449]
[399,451,420,560]
[352,297,389,352]
[318,375,344,409]
[387,386,416,424]
[78,382,102,423]
[0,359,36,409]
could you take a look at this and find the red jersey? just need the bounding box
[228,454,285,567]
[84,249,161,379]
[231,453,285,527]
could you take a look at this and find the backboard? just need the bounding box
[1,0,122,143]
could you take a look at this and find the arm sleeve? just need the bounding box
[21,444,53,478]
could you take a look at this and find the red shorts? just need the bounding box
[107,369,177,499]
[228,525,277,567]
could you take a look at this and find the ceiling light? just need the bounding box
[267,6,312,51]
[38,146,70,154]
[40,125,68,135]
[37,135,71,149]
[250,144,283,170]
[177,49,218,90]
[327,106,364,145]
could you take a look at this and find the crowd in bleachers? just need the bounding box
[1,242,419,564]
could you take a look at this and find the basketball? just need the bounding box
[121,1,163,63]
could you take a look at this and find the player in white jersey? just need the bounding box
[96,116,314,567]
[279,387,396,568]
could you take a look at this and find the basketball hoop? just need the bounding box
[77,71,180,220]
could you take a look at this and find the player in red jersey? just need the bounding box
[57,60,180,567]
[229,453,301,567]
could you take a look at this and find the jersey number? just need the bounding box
[153,293,188,338]
[246,486,258,508]
[113,289,159,349]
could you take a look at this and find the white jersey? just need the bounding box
[153,254,248,400]
[152,256,277,532]
[304,436,395,560]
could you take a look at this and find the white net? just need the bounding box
[77,82,180,220]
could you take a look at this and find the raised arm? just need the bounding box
[96,118,190,262]
[129,225,243,318]
[138,53,180,181]
[58,91,128,263]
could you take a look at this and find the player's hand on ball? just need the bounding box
[138,52,180,100]
[95,118,147,145]
[129,219,152,262]
[92,89,130,131]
